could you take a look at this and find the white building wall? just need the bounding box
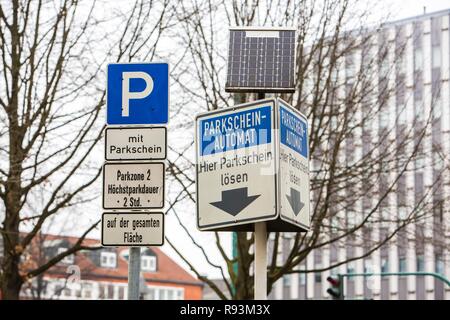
[274,10,450,301]
[404,21,417,300]
[422,18,436,300]
[441,14,450,301]
[306,252,315,299]
[385,26,399,300]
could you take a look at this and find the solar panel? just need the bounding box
[225,27,296,93]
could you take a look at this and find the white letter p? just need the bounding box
[122,71,154,117]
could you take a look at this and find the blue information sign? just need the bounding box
[107,63,169,125]
[279,104,308,158]
[199,105,272,156]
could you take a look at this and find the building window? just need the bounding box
[314,272,321,283]
[434,152,444,171]
[57,248,74,265]
[147,287,155,300]
[414,172,424,202]
[159,288,166,300]
[346,55,355,84]
[397,53,406,75]
[283,275,291,287]
[398,207,407,220]
[299,273,306,285]
[100,251,117,268]
[414,100,423,120]
[141,256,157,272]
[107,284,115,299]
[149,287,184,300]
[379,112,389,129]
[331,217,341,233]
[415,157,424,170]
[314,263,322,283]
[378,52,389,79]
[347,263,355,274]
[435,255,444,274]
[432,95,442,120]
[437,200,444,223]
[414,49,423,71]
[175,288,184,300]
[118,286,125,300]
[73,283,82,298]
[364,260,373,273]
[63,288,71,298]
[98,283,107,299]
[432,46,441,69]
[346,211,356,229]
[330,268,339,277]
[82,283,93,299]
[416,255,424,272]
[398,108,406,126]
[346,263,355,281]
[53,283,63,297]
[414,72,423,101]
[399,257,406,273]
[381,258,389,273]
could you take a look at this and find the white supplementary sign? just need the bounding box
[105,127,167,160]
[196,98,310,232]
[278,100,310,229]
[196,100,277,230]
[103,162,165,209]
[102,212,164,246]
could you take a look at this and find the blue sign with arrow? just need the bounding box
[107,63,169,125]
[278,100,310,230]
[195,98,309,232]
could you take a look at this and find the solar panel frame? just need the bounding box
[225,27,297,93]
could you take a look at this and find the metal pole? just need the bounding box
[254,92,267,300]
[231,92,245,298]
[128,247,141,300]
[338,274,344,300]
[254,222,267,299]
[231,232,238,296]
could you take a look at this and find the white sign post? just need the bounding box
[102,212,164,246]
[105,127,167,161]
[254,221,267,299]
[102,162,165,210]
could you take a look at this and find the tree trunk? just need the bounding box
[1,105,26,300]
[1,155,25,300]
[0,257,23,300]
[0,0,25,300]
[1,205,23,300]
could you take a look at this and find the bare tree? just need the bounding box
[0,0,176,299]
[165,0,447,299]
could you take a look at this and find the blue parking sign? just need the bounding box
[107,63,169,125]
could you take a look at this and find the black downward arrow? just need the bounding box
[286,188,305,216]
[210,187,260,216]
